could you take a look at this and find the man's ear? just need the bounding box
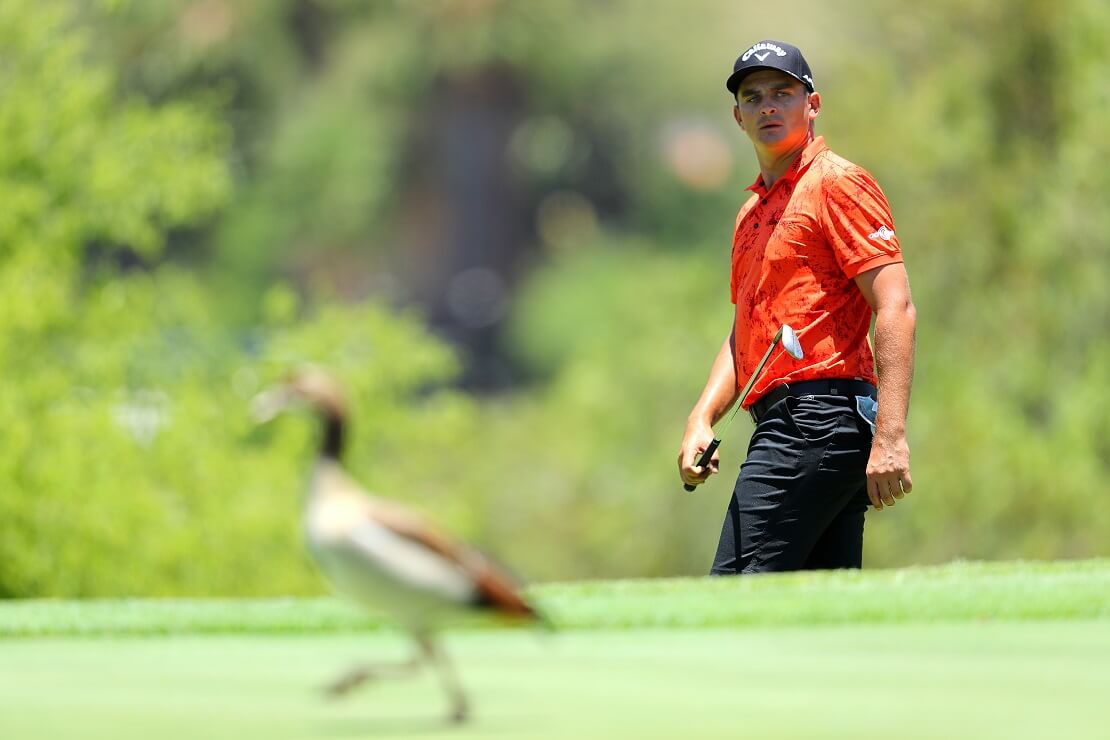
[808,92,822,121]
[733,104,744,130]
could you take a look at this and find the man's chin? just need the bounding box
[754,128,806,153]
[757,126,789,144]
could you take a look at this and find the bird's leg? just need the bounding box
[322,651,424,699]
[418,634,469,724]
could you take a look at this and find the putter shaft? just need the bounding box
[683,327,785,492]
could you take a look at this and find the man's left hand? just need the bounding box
[866,433,912,510]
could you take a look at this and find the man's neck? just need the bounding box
[756,135,812,190]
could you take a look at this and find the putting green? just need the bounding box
[1,561,1107,739]
[0,622,1107,738]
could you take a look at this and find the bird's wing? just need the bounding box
[367,500,539,619]
[338,516,479,606]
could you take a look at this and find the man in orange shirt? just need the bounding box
[678,40,917,573]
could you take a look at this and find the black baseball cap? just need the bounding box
[725,40,815,96]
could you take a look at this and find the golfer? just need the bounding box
[678,40,916,573]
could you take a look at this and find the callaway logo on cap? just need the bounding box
[726,40,815,95]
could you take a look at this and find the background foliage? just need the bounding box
[1,0,1106,596]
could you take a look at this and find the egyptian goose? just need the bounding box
[251,367,543,722]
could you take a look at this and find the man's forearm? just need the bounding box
[688,329,740,429]
[873,302,916,438]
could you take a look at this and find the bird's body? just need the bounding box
[252,367,542,722]
[304,459,525,632]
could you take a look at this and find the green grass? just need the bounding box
[1,560,1108,739]
[4,559,1107,637]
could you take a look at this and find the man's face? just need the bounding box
[733,69,819,155]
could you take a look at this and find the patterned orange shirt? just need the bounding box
[730,136,902,408]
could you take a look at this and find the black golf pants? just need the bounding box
[710,393,872,574]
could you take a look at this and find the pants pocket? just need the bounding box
[785,395,850,446]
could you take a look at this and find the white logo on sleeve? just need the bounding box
[868,225,895,242]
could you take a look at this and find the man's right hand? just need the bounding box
[678,422,720,489]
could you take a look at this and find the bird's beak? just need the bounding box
[250,386,293,424]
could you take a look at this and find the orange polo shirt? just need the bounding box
[730,136,902,408]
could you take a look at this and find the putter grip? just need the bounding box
[683,438,721,492]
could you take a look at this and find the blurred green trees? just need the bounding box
[0,0,478,596]
[0,0,1106,596]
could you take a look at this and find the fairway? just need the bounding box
[1,561,1107,739]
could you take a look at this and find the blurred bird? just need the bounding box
[251,367,545,723]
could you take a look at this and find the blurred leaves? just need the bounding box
[0,0,1107,597]
[0,0,471,597]
[0,0,229,262]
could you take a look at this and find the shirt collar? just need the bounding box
[746,135,828,196]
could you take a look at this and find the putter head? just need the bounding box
[781,324,804,360]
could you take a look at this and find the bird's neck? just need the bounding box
[320,411,346,460]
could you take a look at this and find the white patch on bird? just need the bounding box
[308,491,368,541]
[305,461,371,540]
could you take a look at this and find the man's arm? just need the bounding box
[678,325,740,488]
[854,262,916,509]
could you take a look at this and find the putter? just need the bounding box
[683,324,804,492]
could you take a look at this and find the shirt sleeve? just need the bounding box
[819,165,903,278]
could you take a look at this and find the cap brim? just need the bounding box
[725,67,814,95]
